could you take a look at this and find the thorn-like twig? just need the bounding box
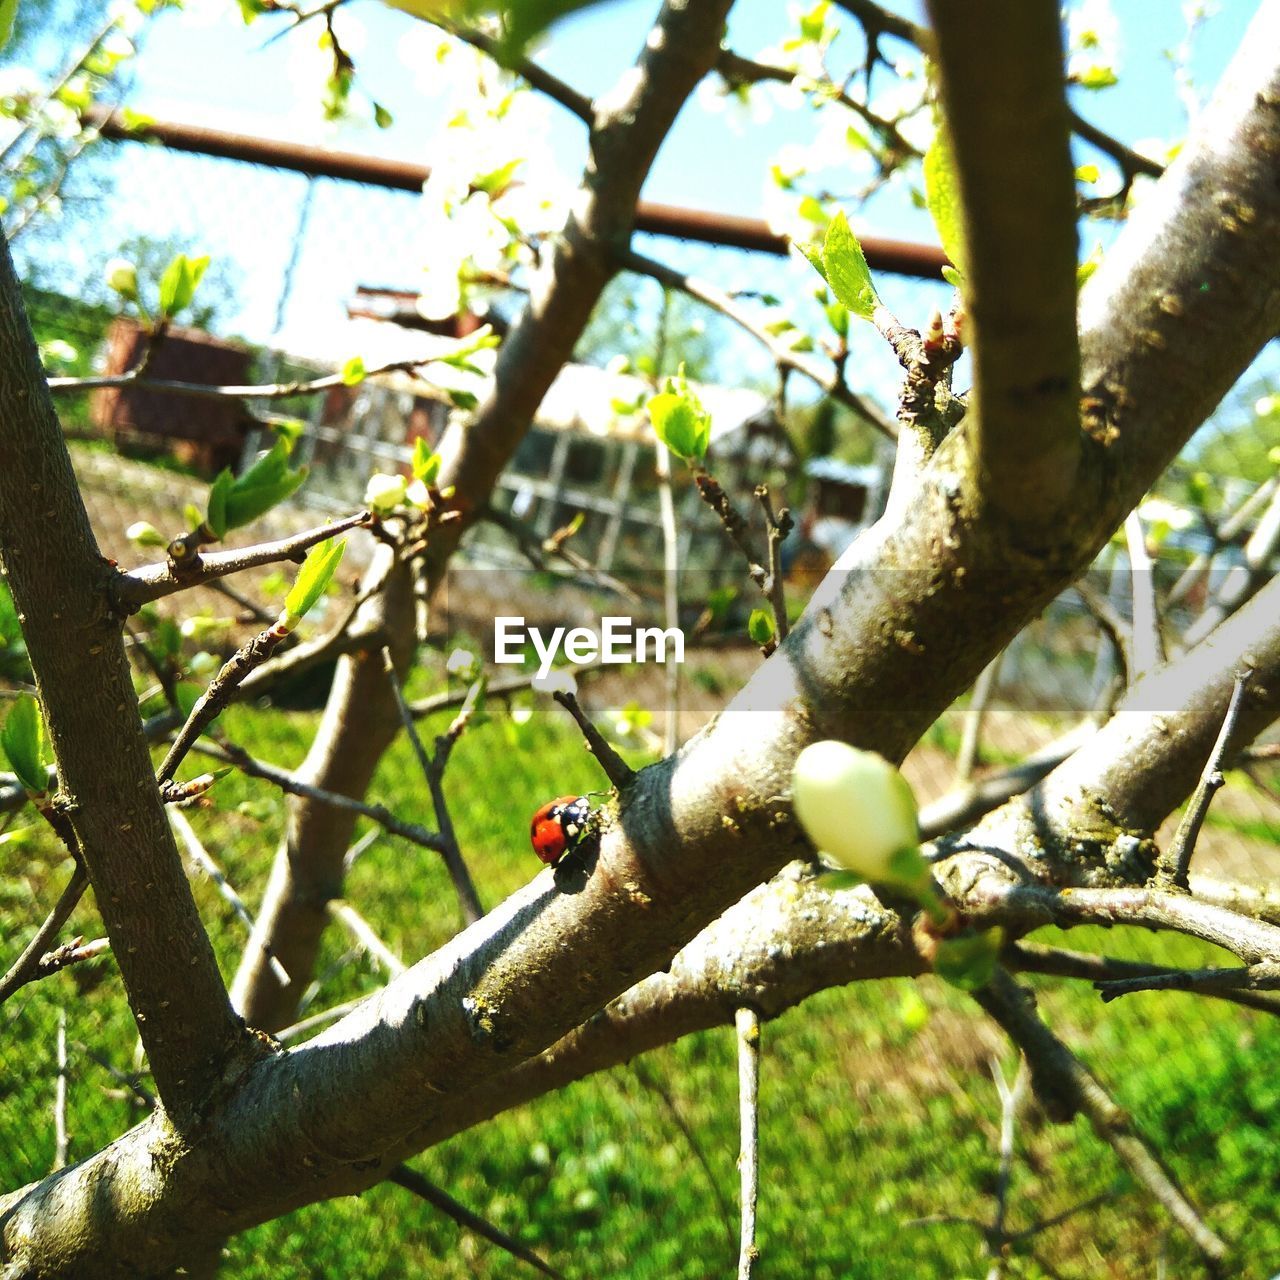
[551,688,636,789]
[1162,668,1252,887]
[735,1006,762,1280]
[380,648,484,924]
[389,1163,567,1279]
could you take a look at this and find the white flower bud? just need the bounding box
[791,741,921,884]
[126,520,166,548]
[363,472,408,513]
[105,258,138,300]
[445,647,477,678]
[532,669,577,697]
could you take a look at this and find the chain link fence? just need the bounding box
[2,122,1279,1278]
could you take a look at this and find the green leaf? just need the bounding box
[471,157,522,196]
[924,123,967,280]
[647,372,711,462]
[0,0,16,51]
[822,212,878,320]
[1077,64,1118,90]
[1,694,48,794]
[157,253,211,320]
[492,0,610,61]
[174,681,202,718]
[446,387,479,412]
[933,927,1004,993]
[940,264,964,289]
[206,469,233,540]
[283,538,347,625]
[341,355,366,386]
[747,608,775,647]
[222,441,308,531]
[412,438,442,485]
[373,102,394,129]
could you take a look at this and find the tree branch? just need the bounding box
[0,229,253,1120]
[927,0,1081,519]
[1160,667,1252,887]
[114,510,371,612]
[735,1005,761,1280]
[974,970,1228,1272]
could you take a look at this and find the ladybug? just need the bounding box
[530,794,591,866]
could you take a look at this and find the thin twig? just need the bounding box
[693,474,792,655]
[380,648,484,924]
[71,1039,155,1111]
[654,426,681,753]
[1073,578,1132,686]
[735,1006,762,1280]
[973,970,1229,1274]
[168,808,290,987]
[756,486,793,645]
[987,1056,1028,1279]
[1162,668,1252,887]
[406,662,601,722]
[327,901,407,978]
[551,689,635,789]
[156,623,294,786]
[277,997,365,1045]
[629,1059,737,1253]
[956,652,1003,782]
[189,739,447,854]
[389,1164,567,1280]
[1124,511,1163,677]
[48,354,451,399]
[619,247,896,439]
[0,866,89,1007]
[53,1009,69,1172]
[115,509,371,611]
[1005,942,1280,1016]
[482,505,644,604]
[1094,960,1280,1003]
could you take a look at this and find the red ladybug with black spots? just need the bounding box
[529,794,592,866]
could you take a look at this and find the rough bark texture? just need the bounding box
[927,0,1082,518]
[0,235,252,1122]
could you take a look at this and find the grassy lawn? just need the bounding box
[3,682,1278,1279]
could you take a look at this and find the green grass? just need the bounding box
[2,690,1279,1279]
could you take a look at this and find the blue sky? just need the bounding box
[23,1,1269,388]
[128,0,1259,235]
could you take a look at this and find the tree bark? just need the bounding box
[0,234,253,1123]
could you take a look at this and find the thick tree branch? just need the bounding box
[0,233,252,1119]
[927,0,1081,518]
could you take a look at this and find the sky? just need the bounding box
[13,0,1271,386]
